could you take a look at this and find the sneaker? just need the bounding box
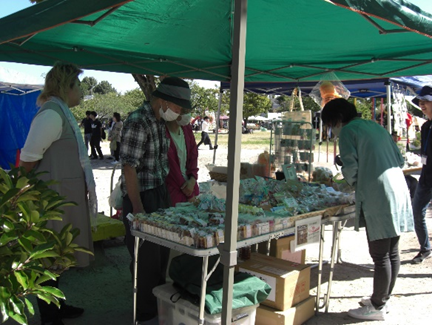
[359,297,390,313]
[60,303,84,319]
[412,250,431,264]
[111,160,119,165]
[348,305,385,321]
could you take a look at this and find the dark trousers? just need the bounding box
[197,131,213,149]
[122,184,171,321]
[367,235,400,309]
[412,182,432,252]
[84,133,92,152]
[114,141,120,161]
[37,279,61,322]
[90,136,103,158]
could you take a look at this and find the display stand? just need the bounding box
[271,120,315,181]
[316,205,355,313]
[131,204,355,324]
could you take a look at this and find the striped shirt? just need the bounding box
[120,102,169,194]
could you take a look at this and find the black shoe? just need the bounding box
[412,250,431,264]
[99,156,104,160]
[60,303,84,319]
[214,145,218,149]
[90,156,98,160]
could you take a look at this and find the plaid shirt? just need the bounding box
[120,102,169,194]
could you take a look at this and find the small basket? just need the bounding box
[209,171,228,182]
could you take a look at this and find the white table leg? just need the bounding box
[133,236,141,325]
[199,256,209,325]
[316,225,325,313]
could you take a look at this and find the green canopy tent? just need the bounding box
[2,0,432,323]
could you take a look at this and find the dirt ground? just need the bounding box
[8,140,431,325]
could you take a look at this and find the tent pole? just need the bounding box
[212,86,223,164]
[386,81,392,133]
[221,1,247,325]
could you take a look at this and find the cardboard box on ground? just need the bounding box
[255,297,315,325]
[257,235,306,264]
[237,253,310,311]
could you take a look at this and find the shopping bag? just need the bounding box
[109,179,123,209]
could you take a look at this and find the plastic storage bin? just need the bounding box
[153,283,258,325]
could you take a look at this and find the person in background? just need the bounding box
[321,98,413,321]
[89,111,104,160]
[109,112,123,164]
[80,110,92,155]
[196,116,216,150]
[165,112,199,205]
[410,86,432,264]
[120,77,192,325]
[19,62,96,325]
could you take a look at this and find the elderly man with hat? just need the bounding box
[119,77,192,324]
[410,86,432,264]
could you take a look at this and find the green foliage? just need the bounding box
[0,167,92,325]
[275,95,320,112]
[242,93,272,122]
[189,82,219,116]
[80,77,98,97]
[93,80,117,95]
[73,91,143,123]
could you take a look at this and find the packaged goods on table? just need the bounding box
[128,177,353,249]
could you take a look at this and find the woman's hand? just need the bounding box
[181,177,196,197]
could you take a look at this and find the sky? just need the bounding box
[1,0,432,93]
[0,0,219,93]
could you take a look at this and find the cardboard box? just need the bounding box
[257,236,306,264]
[237,253,310,311]
[255,296,315,325]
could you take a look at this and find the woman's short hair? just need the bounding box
[321,98,358,127]
[37,62,83,106]
[113,112,121,121]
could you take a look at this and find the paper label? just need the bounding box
[256,222,270,234]
[295,215,322,251]
[261,266,288,276]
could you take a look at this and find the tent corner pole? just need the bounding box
[386,82,392,133]
[221,0,247,324]
[212,86,223,164]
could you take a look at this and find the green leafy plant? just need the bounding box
[0,167,93,325]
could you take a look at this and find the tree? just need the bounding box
[74,92,138,122]
[0,168,92,325]
[275,95,320,113]
[80,77,98,97]
[93,80,117,95]
[189,82,219,116]
[242,93,272,124]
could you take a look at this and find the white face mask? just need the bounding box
[332,125,342,137]
[177,114,192,126]
[159,106,180,121]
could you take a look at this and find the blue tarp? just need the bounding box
[0,90,40,169]
[221,76,432,98]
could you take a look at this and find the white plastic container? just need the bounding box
[153,283,258,325]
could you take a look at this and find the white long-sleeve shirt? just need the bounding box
[20,110,62,162]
